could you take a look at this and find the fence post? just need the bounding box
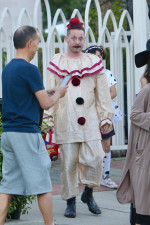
[133,0,150,94]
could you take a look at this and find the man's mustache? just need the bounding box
[73,46,81,48]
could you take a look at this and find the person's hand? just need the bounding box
[56,86,68,98]
[46,88,56,96]
[100,123,111,134]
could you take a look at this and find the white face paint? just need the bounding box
[66,29,85,54]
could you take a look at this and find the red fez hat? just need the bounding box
[67,17,84,29]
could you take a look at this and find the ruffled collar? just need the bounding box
[47,53,104,78]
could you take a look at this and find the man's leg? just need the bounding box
[79,140,104,214]
[0,193,12,225]
[59,143,79,199]
[135,213,150,225]
[59,143,79,218]
[37,192,53,225]
[130,203,136,225]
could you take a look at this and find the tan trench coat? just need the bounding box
[116,83,150,215]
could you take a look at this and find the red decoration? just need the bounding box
[43,131,58,161]
[77,117,86,125]
[72,77,80,86]
[67,17,84,29]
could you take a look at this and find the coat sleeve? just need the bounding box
[95,70,114,126]
[130,85,150,131]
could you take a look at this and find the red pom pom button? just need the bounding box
[72,78,80,86]
[77,117,86,125]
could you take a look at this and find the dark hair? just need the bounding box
[143,53,150,83]
[13,25,38,49]
[84,45,107,60]
[67,27,85,36]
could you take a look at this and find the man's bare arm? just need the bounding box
[35,86,67,110]
[110,85,117,99]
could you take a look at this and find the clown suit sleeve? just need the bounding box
[95,70,114,127]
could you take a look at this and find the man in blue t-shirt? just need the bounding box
[0,25,67,225]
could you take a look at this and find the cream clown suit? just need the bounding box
[45,53,114,200]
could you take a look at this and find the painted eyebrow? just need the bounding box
[70,35,84,39]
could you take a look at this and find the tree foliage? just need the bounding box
[110,0,127,24]
[50,0,87,19]
[42,0,87,29]
[89,0,127,39]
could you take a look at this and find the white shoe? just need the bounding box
[100,177,118,189]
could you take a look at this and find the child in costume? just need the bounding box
[85,45,123,189]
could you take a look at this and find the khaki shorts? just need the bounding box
[0,132,52,196]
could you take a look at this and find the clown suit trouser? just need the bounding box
[59,139,104,200]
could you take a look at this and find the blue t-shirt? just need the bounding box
[2,59,44,133]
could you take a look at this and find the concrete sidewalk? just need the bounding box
[6,191,130,225]
[5,157,131,225]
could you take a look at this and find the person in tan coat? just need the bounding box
[116,39,150,225]
[44,17,114,218]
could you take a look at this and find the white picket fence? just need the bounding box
[0,0,150,151]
